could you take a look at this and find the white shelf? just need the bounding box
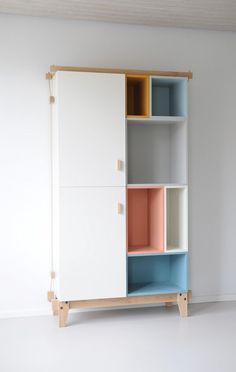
[127,116,186,125]
[165,247,188,253]
[128,183,187,188]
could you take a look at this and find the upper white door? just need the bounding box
[58,187,126,301]
[55,71,126,187]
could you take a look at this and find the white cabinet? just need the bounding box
[57,187,126,301]
[55,71,126,187]
[49,67,191,324]
[52,71,127,301]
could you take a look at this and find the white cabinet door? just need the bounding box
[57,187,126,301]
[55,71,126,187]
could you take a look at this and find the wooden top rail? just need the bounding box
[47,65,193,79]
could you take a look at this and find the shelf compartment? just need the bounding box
[166,187,188,251]
[126,75,149,117]
[151,77,187,117]
[128,253,188,296]
[128,186,164,255]
[128,122,187,184]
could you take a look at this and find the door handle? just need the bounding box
[116,159,123,171]
[117,203,123,214]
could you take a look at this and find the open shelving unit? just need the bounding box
[126,73,189,298]
[47,65,192,327]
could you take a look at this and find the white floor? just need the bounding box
[1,301,236,372]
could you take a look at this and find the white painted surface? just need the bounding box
[53,71,126,300]
[1,302,236,372]
[55,71,126,187]
[1,0,236,31]
[58,187,126,300]
[0,14,236,316]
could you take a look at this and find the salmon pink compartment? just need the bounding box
[128,186,164,255]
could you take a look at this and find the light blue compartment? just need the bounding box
[151,76,188,117]
[128,253,188,296]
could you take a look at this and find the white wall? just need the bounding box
[0,14,236,317]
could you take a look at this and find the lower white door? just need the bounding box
[57,187,126,301]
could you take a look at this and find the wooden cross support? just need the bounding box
[49,291,192,327]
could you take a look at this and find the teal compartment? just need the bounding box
[151,77,188,117]
[128,253,188,296]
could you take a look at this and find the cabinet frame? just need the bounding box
[47,65,192,327]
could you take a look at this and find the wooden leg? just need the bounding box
[177,293,188,317]
[47,291,55,302]
[52,299,59,316]
[59,302,69,327]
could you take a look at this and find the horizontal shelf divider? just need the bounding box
[127,184,188,188]
[127,116,186,125]
[128,250,188,257]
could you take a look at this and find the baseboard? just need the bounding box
[1,294,236,319]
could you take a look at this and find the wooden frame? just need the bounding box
[46,65,193,80]
[49,291,192,327]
